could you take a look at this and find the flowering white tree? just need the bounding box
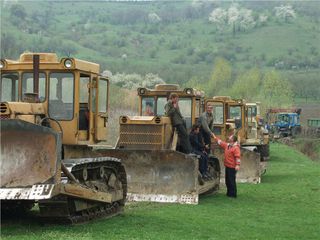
[209,4,257,35]
[121,53,127,60]
[274,5,296,22]
[238,8,255,31]
[101,70,112,78]
[110,73,165,90]
[258,14,268,26]
[227,4,240,26]
[148,12,161,23]
[208,8,227,31]
[142,73,165,88]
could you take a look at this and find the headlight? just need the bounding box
[185,88,193,95]
[0,59,6,69]
[121,116,127,123]
[154,117,161,124]
[138,88,146,95]
[64,59,73,68]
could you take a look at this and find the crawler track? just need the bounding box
[39,157,127,224]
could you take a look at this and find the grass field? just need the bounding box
[1,143,320,240]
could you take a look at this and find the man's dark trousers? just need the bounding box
[175,124,192,154]
[225,167,237,198]
[193,150,208,175]
[200,129,211,154]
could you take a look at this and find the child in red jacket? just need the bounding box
[212,133,241,198]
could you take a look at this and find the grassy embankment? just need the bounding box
[285,137,320,162]
[1,143,320,240]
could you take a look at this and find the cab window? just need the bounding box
[0,72,19,101]
[142,97,155,116]
[22,72,46,102]
[49,72,74,120]
[98,79,108,113]
[229,106,242,119]
[195,99,201,118]
[79,74,90,130]
[156,97,167,116]
[179,98,192,128]
[229,105,242,128]
[212,102,224,124]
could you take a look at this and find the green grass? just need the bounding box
[1,143,320,239]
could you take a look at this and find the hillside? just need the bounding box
[1,143,320,239]
[2,1,320,84]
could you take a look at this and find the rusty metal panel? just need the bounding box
[0,119,61,188]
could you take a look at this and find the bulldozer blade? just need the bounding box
[214,147,263,184]
[0,119,61,188]
[65,148,200,204]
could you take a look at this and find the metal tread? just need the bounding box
[39,158,127,224]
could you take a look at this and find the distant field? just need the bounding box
[294,102,320,127]
[1,143,320,240]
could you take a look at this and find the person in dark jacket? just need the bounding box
[198,104,214,154]
[189,124,209,178]
[165,93,192,154]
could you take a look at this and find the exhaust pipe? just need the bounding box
[24,54,40,103]
[33,54,39,95]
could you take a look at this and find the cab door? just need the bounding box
[94,77,108,141]
[48,72,78,145]
[228,103,247,142]
[205,99,225,139]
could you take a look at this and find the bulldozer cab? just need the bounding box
[117,84,205,150]
[205,97,267,183]
[138,84,204,129]
[246,102,259,139]
[0,53,109,146]
[205,96,247,143]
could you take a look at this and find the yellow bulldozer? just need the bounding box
[107,84,221,204]
[205,97,269,183]
[0,53,127,223]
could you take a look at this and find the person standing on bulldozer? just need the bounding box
[212,133,241,198]
[165,93,192,154]
[198,104,215,154]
